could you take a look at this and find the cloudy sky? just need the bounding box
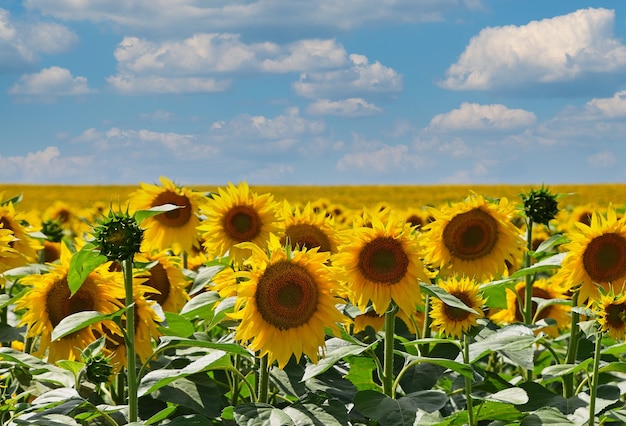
[1,1,626,186]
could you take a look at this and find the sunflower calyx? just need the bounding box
[41,219,65,242]
[93,210,144,261]
[522,186,559,226]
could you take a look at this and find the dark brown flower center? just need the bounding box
[255,260,319,330]
[144,262,171,307]
[46,276,96,328]
[443,208,499,260]
[605,302,626,328]
[358,236,409,284]
[223,205,262,242]
[443,291,474,322]
[152,190,192,228]
[281,223,332,253]
[582,233,626,283]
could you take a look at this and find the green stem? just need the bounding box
[464,333,475,426]
[258,354,270,404]
[563,291,580,398]
[383,302,399,398]
[122,258,138,423]
[419,294,432,357]
[588,330,603,426]
[523,218,534,382]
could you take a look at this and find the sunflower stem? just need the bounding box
[463,333,475,426]
[564,291,580,398]
[588,329,603,426]
[523,217,534,382]
[258,354,270,404]
[383,302,399,398]
[420,294,432,357]
[122,258,138,423]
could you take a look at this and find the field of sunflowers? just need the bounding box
[2,179,626,425]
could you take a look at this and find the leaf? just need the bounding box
[473,387,529,405]
[180,291,221,320]
[153,336,250,357]
[302,338,372,381]
[135,204,185,225]
[353,390,447,426]
[420,283,480,314]
[403,355,474,379]
[188,264,228,296]
[234,403,294,426]
[144,405,178,425]
[152,378,222,419]
[283,398,349,426]
[138,351,230,396]
[541,358,593,378]
[534,233,568,254]
[51,310,124,341]
[344,355,379,392]
[508,252,566,279]
[68,243,107,296]
[158,414,214,425]
[465,325,538,370]
[159,312,195,338]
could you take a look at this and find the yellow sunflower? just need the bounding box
[129,176,205,255]
[134,251,190,313]
[279,200,339,254]
[430,276,486,339]
[197,182,281,267]
[331,211,431,315]
[228,234,346,369]
[596,291,626,341]
[0,201,42,270]
[489,278,570,337]
[15,243,125,363]
[420,193,525,281]
[0,227,20,271]
[554,204,626,303]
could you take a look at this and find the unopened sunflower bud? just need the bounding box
[93,210,144,261]
[84,353,114,385]
[521,186,559,226]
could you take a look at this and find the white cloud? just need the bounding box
[585,90,626,118]
[9,66,95,96]
[441,8,626,91]
[336,144,426,173]
[0,146,94,181]
[588,151,616,168]
[210,107,325,140]
[428,102,536,131]
[23,0,481,35]
[307,98,382,116]
[293,54,402,98]
[0,8,77,73]
[107,74,230,94]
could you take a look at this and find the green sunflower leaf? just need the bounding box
[134,203,185,225]
[68,242,107,297]
[234,403,294,426]
[51,309,125,341]
[420,283,480,314]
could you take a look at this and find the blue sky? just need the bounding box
[1,1,626,186]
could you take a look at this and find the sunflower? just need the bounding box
[331,211,431,315]
[596,291,626,340]
[420,193,525,281]
[227,234,346,369]
[555,204,626,303]
[129,176,205,255]
[15,243,125,363]
[430,276,486,339]
[197,182,281,267]
[279,200,339,254]
[134,251,190,313]
[489,278,570,337]
[0,227,20,271]
[0,201,42,270]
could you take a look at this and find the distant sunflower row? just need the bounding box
[1,177,626,371]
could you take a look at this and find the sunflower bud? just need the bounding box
[93,210,144,261]
[41,219,65,242]
[84,353,114,385]
[521,186,559,226]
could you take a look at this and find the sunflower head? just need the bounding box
[596,291,626,340]
[521,186,559,226]
[93,209,144,261]
[430,275,486,339]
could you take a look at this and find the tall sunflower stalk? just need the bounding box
[93,208,144,423]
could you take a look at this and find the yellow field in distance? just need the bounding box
[2,183,625,214]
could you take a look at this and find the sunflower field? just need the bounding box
[2,179,626,425]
